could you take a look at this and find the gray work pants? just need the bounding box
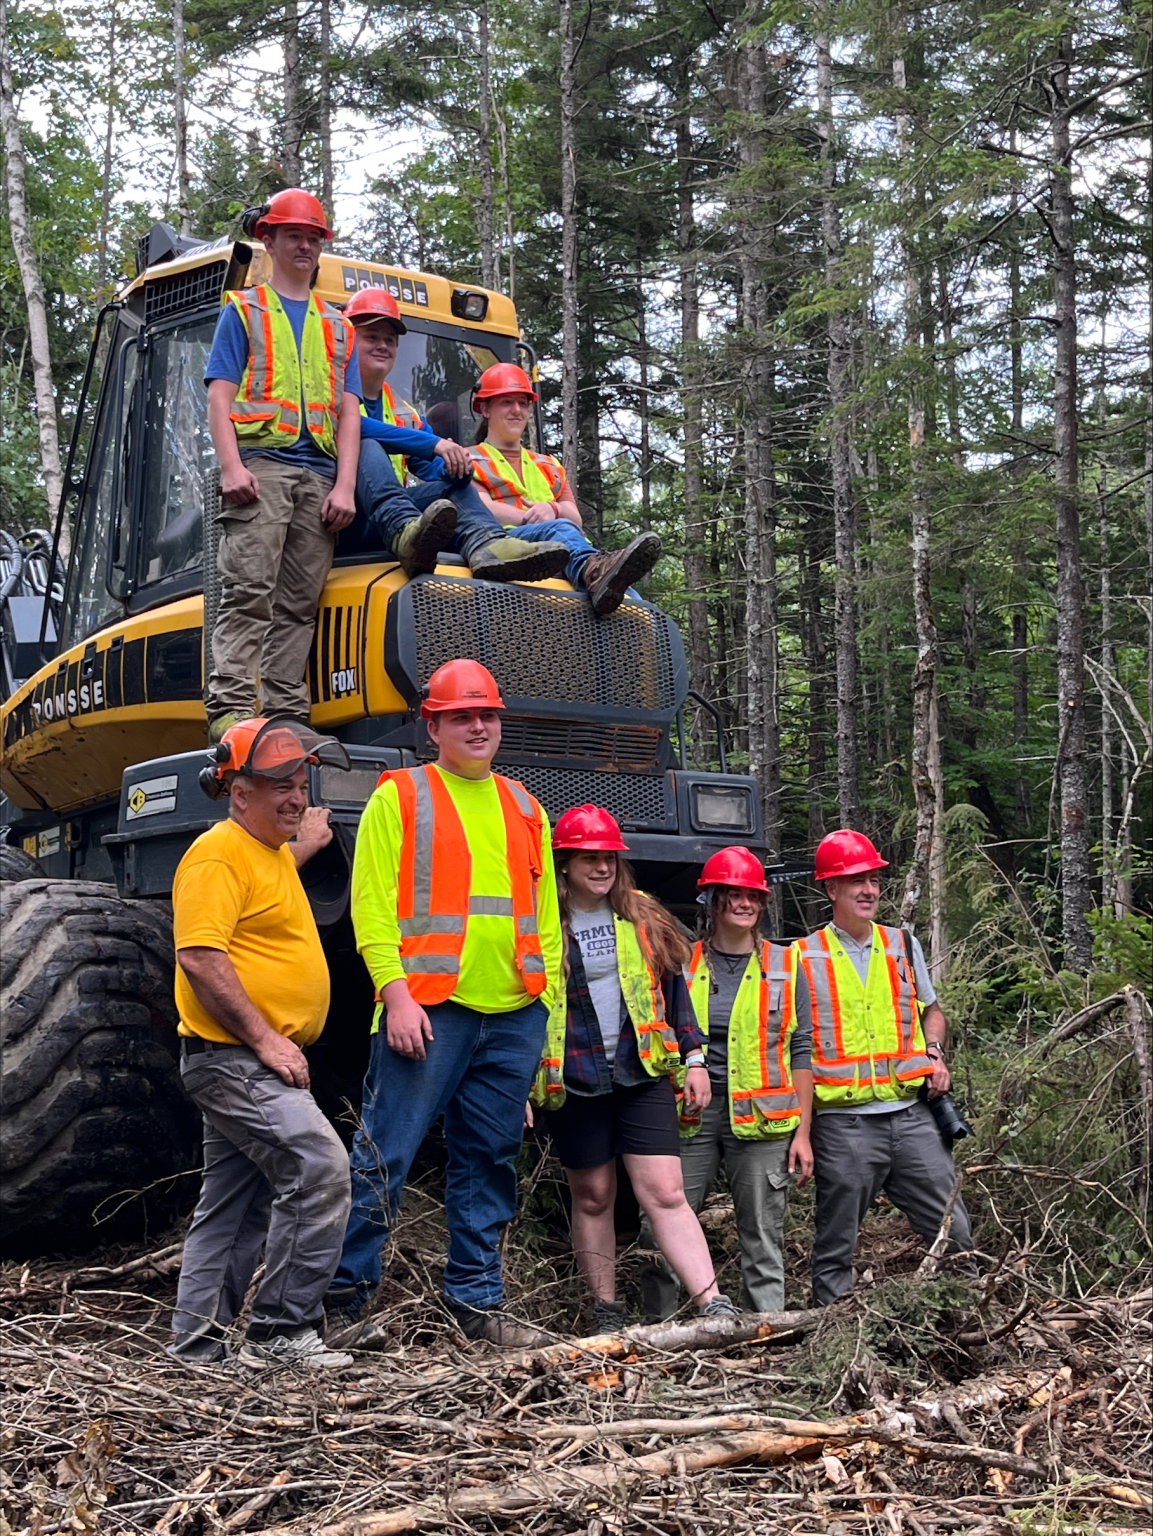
[811,1098,973,1306]
[639,1095,793,1318]
[169,1044,351,1361]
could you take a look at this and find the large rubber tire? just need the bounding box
[0,843,43,882]
[0,879,199,1257]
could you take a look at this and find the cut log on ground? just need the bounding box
[501,1306,824,1371]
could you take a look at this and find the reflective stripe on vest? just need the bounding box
[793,924,933,1107]
[686,941,801,1139]
[467,443,563,512]
[379,383,423,485]
[380,764,546,1004]
[226,285,350,457]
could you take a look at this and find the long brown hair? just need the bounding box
[555,852,691,975]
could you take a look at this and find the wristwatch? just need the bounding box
[926,1043,946,1061]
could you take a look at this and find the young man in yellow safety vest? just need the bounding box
[797,830,973,1305]
[203,188,362,743]
[324,659,563,1348]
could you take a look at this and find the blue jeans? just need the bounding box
[503,518,596,585]
[329,997,548,1311]
[343,440,502,562]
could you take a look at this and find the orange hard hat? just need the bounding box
[420,659,505,718]
[255,188,333,241]
[813,829,888,881]
[344,287,407,334]
[473,362,537,403]
[698,846,770,892]
[199,715,350,799]
[553,804,629,852]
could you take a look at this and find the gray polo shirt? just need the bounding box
[817,924,935,1116]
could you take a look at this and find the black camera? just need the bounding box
[920,1084,972,1149]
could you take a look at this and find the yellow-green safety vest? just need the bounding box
[225,285,351,458]
[363,382,423,485]
[792,923,933,1108]
[683,940,801,1140]
[533,912,681,1109]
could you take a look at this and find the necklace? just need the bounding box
[709,947,751,991]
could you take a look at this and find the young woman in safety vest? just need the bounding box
[531,805,740,1333]
[467,364,662,617]
[641,847,814,1320]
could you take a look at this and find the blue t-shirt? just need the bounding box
[205,293,362,479]
[358,392,442,475]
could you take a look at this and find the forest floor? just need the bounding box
[1,1184,1150,1536]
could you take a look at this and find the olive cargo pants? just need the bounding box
[205,457,336,724]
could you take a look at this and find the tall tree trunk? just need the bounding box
[816,26,859,829]
[477,0,497,289]
[1008,154,1032,829]
[1045,36,1092,973]
[282,0,302,187]
[558,0,580,503]
[676,104,711,697]
[636,258,651,528]
[493,95,516,300]
[736,25,781,920]
[804,515,829,928]
[319,0,333,223]
[0,0,64,523]
[173,0,191,234]
[1100,496,1114,910]
[894,40,945,975]
[98,0,117,291]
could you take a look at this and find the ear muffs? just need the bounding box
[198,741,234,800]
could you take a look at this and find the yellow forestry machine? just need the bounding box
[0,223,765,1255]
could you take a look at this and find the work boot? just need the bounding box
[392,498,458,577]
[446,1300,554,1348]
[207,711,253,745]
[325,1305,390,1352]
[588,1298,627,1336]
[467,537,569,584]
[236,1326,354,1373]
[699,1293,742,1320]
[579,532,661,616]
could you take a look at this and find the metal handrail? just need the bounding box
[685,689,728,774]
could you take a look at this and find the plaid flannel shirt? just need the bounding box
[562,939,704,1097]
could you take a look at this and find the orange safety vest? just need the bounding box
[378,763,548,1005]
[467,442,568,510]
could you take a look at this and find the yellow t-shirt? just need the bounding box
[352,767,562,1021]
[173,817,330,1045]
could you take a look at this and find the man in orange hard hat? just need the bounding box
[325,659,563,1348]
[796,830,973,1305]
[169,716,355,1371]
[341,290,570,583]
[203,189,362,744]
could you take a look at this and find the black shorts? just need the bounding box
[545,1073,681,1168]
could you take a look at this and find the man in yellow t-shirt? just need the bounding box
[325,660,563,1349]
[169,717,354,1372]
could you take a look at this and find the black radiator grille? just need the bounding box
[145,261,228,325]
[504,764,674,831]
[496,715,662,771]
[407,578,677,712]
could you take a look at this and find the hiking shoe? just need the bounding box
[207,711,253,744]
[392,498,458,577]
[700,1293,742,1320]
[468,537,569,584]
[236,1327,354,1373]
[589,1298,627,1336]
[580,532,661,616]
[447,1301,553,1348]
[325,1306,390,1352]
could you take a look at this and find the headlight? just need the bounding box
[690,783,754,833]
[314,763,382,807]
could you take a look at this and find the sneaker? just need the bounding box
[589,1298,627,1336]
[468,537,570,584]
[447,1301,553,1348]
[700,1293,742,1320]
[325,1306,390,1351]
[236,1326,354,1372]
[579,532,661,616]
[392,498,458,577]
[207,711,253,745]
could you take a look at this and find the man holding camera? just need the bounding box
[796,831,973,1306]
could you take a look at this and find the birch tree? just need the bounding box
[558,0,580,503]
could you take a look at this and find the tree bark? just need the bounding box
[1009,172,1032,832]
[0,0,65,524]
[558,0,580,504]
[282,0,303,188]
[817,27,860,829]
[476,0,497,289]
[493,95,515,300]
[1045,36,1092,973]
[676,103,711,698]
[98,0,117,291]
[319,0,333,224]
[636,257,651,528]
[173,0,191,234]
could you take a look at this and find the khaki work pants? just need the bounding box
[206,457,335,722]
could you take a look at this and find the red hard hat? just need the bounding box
[553,804,629,852]
[697,846,769,892]
[421,659,505,718]
[344,287,407,334]
[200,715,350,800]
[255,188,333,240]
[813,829,888,881]
[473,362,538,403]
